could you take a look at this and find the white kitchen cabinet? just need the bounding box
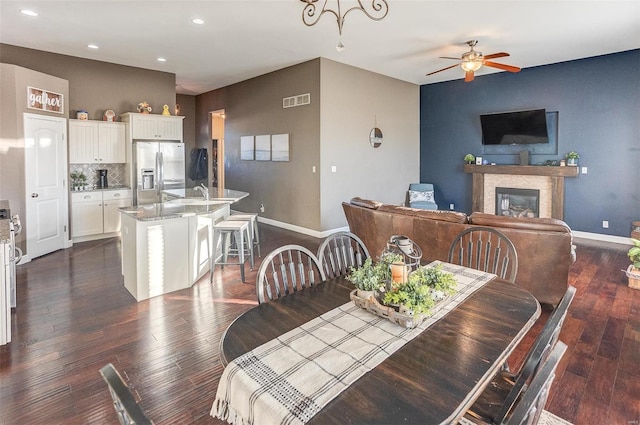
[69,120,125,164]
[71,190,131,239]
[122,113,183,141]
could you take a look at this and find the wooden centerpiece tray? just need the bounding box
[350,290,429,329]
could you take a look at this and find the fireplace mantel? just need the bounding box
[464,164,579,220]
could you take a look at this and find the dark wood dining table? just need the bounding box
[219,274,540,425]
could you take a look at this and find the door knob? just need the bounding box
[31,193,39,198]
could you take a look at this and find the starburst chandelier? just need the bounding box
[300,0,389,52]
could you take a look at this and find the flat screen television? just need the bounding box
[480,109,549,145]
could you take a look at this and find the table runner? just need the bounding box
[212,261,495,425]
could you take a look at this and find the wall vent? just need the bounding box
[283,93,310,108]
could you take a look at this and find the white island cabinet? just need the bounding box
[120,201,230,301]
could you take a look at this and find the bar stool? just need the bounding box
[210,220,253,283]
[230,212,261,257]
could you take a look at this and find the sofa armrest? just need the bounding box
[469,212,571,233]
[350,197,382,210]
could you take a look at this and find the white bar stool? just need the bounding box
[230,213,261,257]
[210,220,253,283]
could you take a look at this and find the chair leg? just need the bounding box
[253,219,261,257]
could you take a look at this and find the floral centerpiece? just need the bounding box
[346,258,389,299]
[383,263,456,315]
[137,102,152,114]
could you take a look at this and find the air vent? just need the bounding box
[283,93,310,108]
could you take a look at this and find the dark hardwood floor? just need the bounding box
[1,226,638,424]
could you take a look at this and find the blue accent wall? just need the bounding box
[420,49,640,237]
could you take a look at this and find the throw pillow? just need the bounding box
[409,190,434,203]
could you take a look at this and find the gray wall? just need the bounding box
[420,49,640,238]
[0,43,176,120]
[0,64,69,251]
[320,58,419,230]
[196,59,322,230]
[195,58,421,233]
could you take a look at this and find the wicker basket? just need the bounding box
[350,290,430,329]
[624,265,640,290]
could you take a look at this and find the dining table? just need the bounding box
[216,263,541,425]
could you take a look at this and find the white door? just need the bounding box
[24,113,68,259]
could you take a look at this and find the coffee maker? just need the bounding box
[97,169,108,188]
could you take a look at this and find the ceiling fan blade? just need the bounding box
[426,63,459,76]
[483,52,510,60]
[484,61,521,73]
[439,56,463,60]
[465,71,475,82]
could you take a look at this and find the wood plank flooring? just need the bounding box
[1,226,638,424]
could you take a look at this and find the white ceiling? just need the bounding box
[1,1,639,95]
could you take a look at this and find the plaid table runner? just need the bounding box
[212,261,496,425]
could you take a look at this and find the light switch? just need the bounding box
[331,166,337,173]
[581,166,588,174]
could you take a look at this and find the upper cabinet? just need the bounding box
[69,120,125,164]
[121,113,184,141]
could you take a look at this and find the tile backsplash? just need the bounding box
[69,163,126,188]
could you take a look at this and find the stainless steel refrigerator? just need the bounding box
[133,141,185,205]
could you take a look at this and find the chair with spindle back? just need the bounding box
[100,363,153,425]
[448,226,519,283]
[317,231,370,279]
[256,244,326,304]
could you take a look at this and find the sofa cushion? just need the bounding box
[350,197,382,210]
[469,212,571,234]
[378,205,468,224]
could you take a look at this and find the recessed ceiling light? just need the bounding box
[20,9,38,17]
[87,44,99,49]
[191,18,205,25]
[157,57,167,62]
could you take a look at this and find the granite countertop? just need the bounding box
[119,199,229,222]
[163,187,249,202]
[70,185,131,193]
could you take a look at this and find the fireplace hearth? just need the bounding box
[496,187,540,218]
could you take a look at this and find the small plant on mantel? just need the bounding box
[565,151,580,166]
[346,258,388,297]
[464,153,476,164]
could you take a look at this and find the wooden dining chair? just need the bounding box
[448,226,519,283]
[99,363,153,425]
[462,285,576,424]
[317,231,370,279]
[256,244,326,304]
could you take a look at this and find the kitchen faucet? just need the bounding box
[194,183,209,200]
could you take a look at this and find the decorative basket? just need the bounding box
[350,290,429,329]
[624,265,640,290]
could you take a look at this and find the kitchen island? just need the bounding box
[119,189,248,301]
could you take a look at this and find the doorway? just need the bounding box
[210,110,225,190]
[23,113,68,260]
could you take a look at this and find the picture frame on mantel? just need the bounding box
[481,111,558,156]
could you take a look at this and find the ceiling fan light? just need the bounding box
[461,60,482,72]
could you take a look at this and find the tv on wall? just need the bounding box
[480,109,549,145]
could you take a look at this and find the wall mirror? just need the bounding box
[370,127,383,148]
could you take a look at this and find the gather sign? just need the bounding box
[27,86,64,114]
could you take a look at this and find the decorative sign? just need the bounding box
[27,86,64,114]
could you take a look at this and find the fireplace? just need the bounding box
[495,187,540,218]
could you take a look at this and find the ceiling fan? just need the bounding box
[427,40,521,82]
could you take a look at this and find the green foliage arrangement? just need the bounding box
[628,238,640,269]
[346,258,388,291]
[383,264,457,315]
[464,153,476,163]
[565,151,580,159]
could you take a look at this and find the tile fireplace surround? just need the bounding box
[464,165,579,220]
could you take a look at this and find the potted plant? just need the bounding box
[464,154,476,165]
[565,151,580,166]
[625,238,640,289]
[346,258,387,299]
[383,263,456,315]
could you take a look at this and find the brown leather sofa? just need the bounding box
[343,197,576,306]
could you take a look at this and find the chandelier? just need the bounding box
[300,0,389,52]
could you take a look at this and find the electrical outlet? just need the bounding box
[312,166,316,173]
[260,203,265,213]
[581,166,588,174]
[602,220,609,229]
[449,203,455,210]
[331,165,337,173]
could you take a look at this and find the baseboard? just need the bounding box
[572,230,633,246]
[256,216,349,239]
